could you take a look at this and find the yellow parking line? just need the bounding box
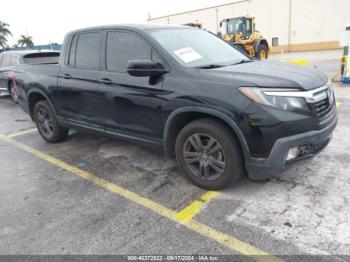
[6,128,37,138]
[0,134,283,262]
[336,102,342,108]
[176,191,220,222]
[288,59,308,65]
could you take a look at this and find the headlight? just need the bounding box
[239,87,310,111]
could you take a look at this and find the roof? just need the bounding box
[222,16,255,21]
[67,23,191,34]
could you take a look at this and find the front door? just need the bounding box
[97,31,164,144]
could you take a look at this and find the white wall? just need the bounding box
[291,0,349,44]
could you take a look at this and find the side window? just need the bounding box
[68,35,78,66]
[246,19,252,36]
[106,32,152,72]
[75,32,100,69]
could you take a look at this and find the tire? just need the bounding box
[175,118,244,190]
[34,100,69,143]
[9,81,18,103]
[256,44,268,59]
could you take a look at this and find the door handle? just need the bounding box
[99,78,112,85]
[62,74,72,79]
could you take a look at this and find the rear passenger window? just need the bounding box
[75,32,100,69]
[106,32,152,72]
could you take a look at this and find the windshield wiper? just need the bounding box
[230,59,254,66]
[195,64,226,69]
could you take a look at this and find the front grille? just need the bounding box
[313,97,332,119]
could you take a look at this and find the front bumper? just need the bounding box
[245,113,338,180]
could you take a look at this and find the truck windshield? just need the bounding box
[227,18,245,35]
[149,28,248,68]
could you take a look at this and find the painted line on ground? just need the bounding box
[0,134,283,262]
[288,59,308,65]
[336,102,342,107]
[176,191,220,222]
[6,127,37,138]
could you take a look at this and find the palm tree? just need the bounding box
[17,35,34,49]
[0,21,12,50]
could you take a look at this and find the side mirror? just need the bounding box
[126,59,167,77]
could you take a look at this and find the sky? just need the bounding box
[0,0,233,46]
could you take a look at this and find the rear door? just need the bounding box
[53,31,103,129]
[97,30,164,144]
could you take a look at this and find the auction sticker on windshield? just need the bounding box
[173,47,202,63]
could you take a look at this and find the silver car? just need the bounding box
[0,50,60,102]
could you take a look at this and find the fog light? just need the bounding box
[287,147,300,160]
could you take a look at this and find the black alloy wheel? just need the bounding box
[183,133,226,181]
[34,100,69,143]
[175,118,244,190]
[36,106,54,139]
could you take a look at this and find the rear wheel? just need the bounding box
[34,100,69,143]
[9,82,18,103]
[175,118,244,190]
[257,44,268,59]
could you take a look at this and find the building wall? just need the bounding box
[289,0,349,51]
[148,0,349,52]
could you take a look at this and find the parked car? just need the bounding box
[13,25,337,189]
[0,50,60,102]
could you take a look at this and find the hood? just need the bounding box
[203,60,328,90]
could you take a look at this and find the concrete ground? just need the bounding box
[270,49,343,78]
[0,50,350,261]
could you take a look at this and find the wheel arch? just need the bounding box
[163,107,250,160]
[27,89,56,120]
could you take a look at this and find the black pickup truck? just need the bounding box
[14,24,338,189]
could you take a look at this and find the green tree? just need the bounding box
[17,35,34,49]
[0,21,12,50]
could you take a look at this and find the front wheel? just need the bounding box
[34,100,69,143]
[175,119,244,190]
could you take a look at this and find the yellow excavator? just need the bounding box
[219,16,270,59]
